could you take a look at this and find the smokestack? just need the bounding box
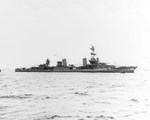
[62,59,67,67]
[83,58,87,66]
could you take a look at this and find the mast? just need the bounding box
[46,58,50,66]
[89,45,99,64]
[90,45,96,59]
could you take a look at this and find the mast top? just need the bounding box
[90,45,95,52]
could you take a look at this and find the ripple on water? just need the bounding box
[0,105,9,111]
[74,92,89,96]
[0,94,33,99]
[130,99,139,103]
[33,115,115,120]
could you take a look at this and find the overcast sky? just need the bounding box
[0,0,150,69]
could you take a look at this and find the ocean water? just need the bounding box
[0,70,150,120]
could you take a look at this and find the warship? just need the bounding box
[15,45,137,73]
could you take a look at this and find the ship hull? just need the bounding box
[15,69,135,73]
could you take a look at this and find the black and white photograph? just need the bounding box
[0,0,150,120]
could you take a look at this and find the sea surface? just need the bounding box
[0,69,150,120]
